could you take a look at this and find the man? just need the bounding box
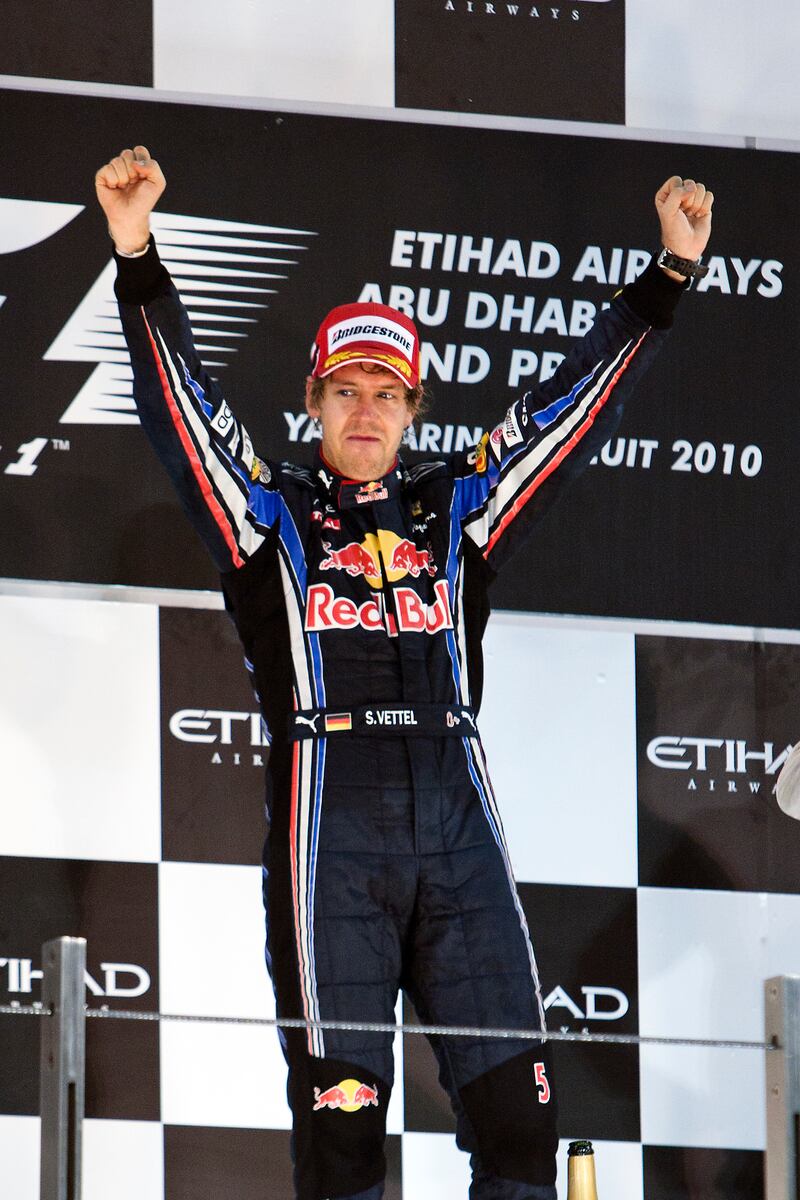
[96,146,713,1200]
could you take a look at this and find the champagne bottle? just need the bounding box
[567,1140,598,1199]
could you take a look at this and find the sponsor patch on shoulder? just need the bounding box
[250,456,272,485]
[467,432,490,474]
[502,405,524,447]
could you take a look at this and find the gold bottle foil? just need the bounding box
[567,1140,598,1200]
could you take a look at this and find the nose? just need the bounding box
[352,391,383,421]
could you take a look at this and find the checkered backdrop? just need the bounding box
[1,0,800,140]
[2,4,800,1193]
[2,589,799,1199]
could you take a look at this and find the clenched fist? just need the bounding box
[655,175,714,277]
[95,145,166,254]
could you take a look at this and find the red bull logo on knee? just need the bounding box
[312,1078,380,1112]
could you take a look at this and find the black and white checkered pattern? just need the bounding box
[2,590,797,1197]
[2,0,798,140]
[2,2,799,1194]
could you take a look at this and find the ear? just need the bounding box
[305,376,320,418]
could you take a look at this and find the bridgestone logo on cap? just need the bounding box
[328,315,415,356]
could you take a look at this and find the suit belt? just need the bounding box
[288,703,479,740]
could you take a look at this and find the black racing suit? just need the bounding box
[115,241,683,1200]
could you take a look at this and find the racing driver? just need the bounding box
[96,146,713,1200]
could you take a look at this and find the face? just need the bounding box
[305,363,414,481]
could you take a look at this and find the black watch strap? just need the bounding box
[657,247,709,279]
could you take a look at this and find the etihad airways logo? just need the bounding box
[646,735,793,794]
[169,707,269,767]
[1,955,151,998]
[443,0,612,16]
[544,983,629,1023]
[0,197,316,425]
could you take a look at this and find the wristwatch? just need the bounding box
[657,247,709,279]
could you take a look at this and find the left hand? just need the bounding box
[655,175,714,264]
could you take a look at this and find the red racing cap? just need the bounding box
[310,302,421,389]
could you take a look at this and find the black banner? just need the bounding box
[643,1146,764,1199]
[636,636,800,893]
[395,0,626,123]
[160,607,267,865]
[0,857,160,1118]
[0,87,796,627]
[0,2,153,86]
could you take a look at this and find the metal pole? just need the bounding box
[765,975,800,1200]
[39,937,86,1200]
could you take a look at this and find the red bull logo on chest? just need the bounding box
[319,539,381,583]
[387,538,435,577]
[313,528,445,634]
[319,529,436,590]
[306,578,453,636]
[354,479,389,504]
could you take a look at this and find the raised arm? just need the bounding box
[456,176,715,573]
[96,147,280,572]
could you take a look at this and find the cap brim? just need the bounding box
[317,352,417,389]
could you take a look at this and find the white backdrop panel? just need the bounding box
[83,1120,165,1200]
[0,1116,165,1200]
[401,1131,470,1197]
[637,887,800,1041]
[153,0,394,108]
[639,1043,763,1151]
[0,595,160,862]
[480,614,638,888]
[159,862,270,1019]
[159,859,293,1129]
[626,0,800,140]
[637,887,800,1149]
[160,1018,293,1129]
[0,1115,39,1200]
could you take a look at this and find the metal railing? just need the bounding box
[766,976,800,1200]
[3,938,797,1199]
[39,937,85,1200]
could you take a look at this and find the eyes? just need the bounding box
[335,387,403,404]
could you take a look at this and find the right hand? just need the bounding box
[95,145,166,254]
[654,175,714,264]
